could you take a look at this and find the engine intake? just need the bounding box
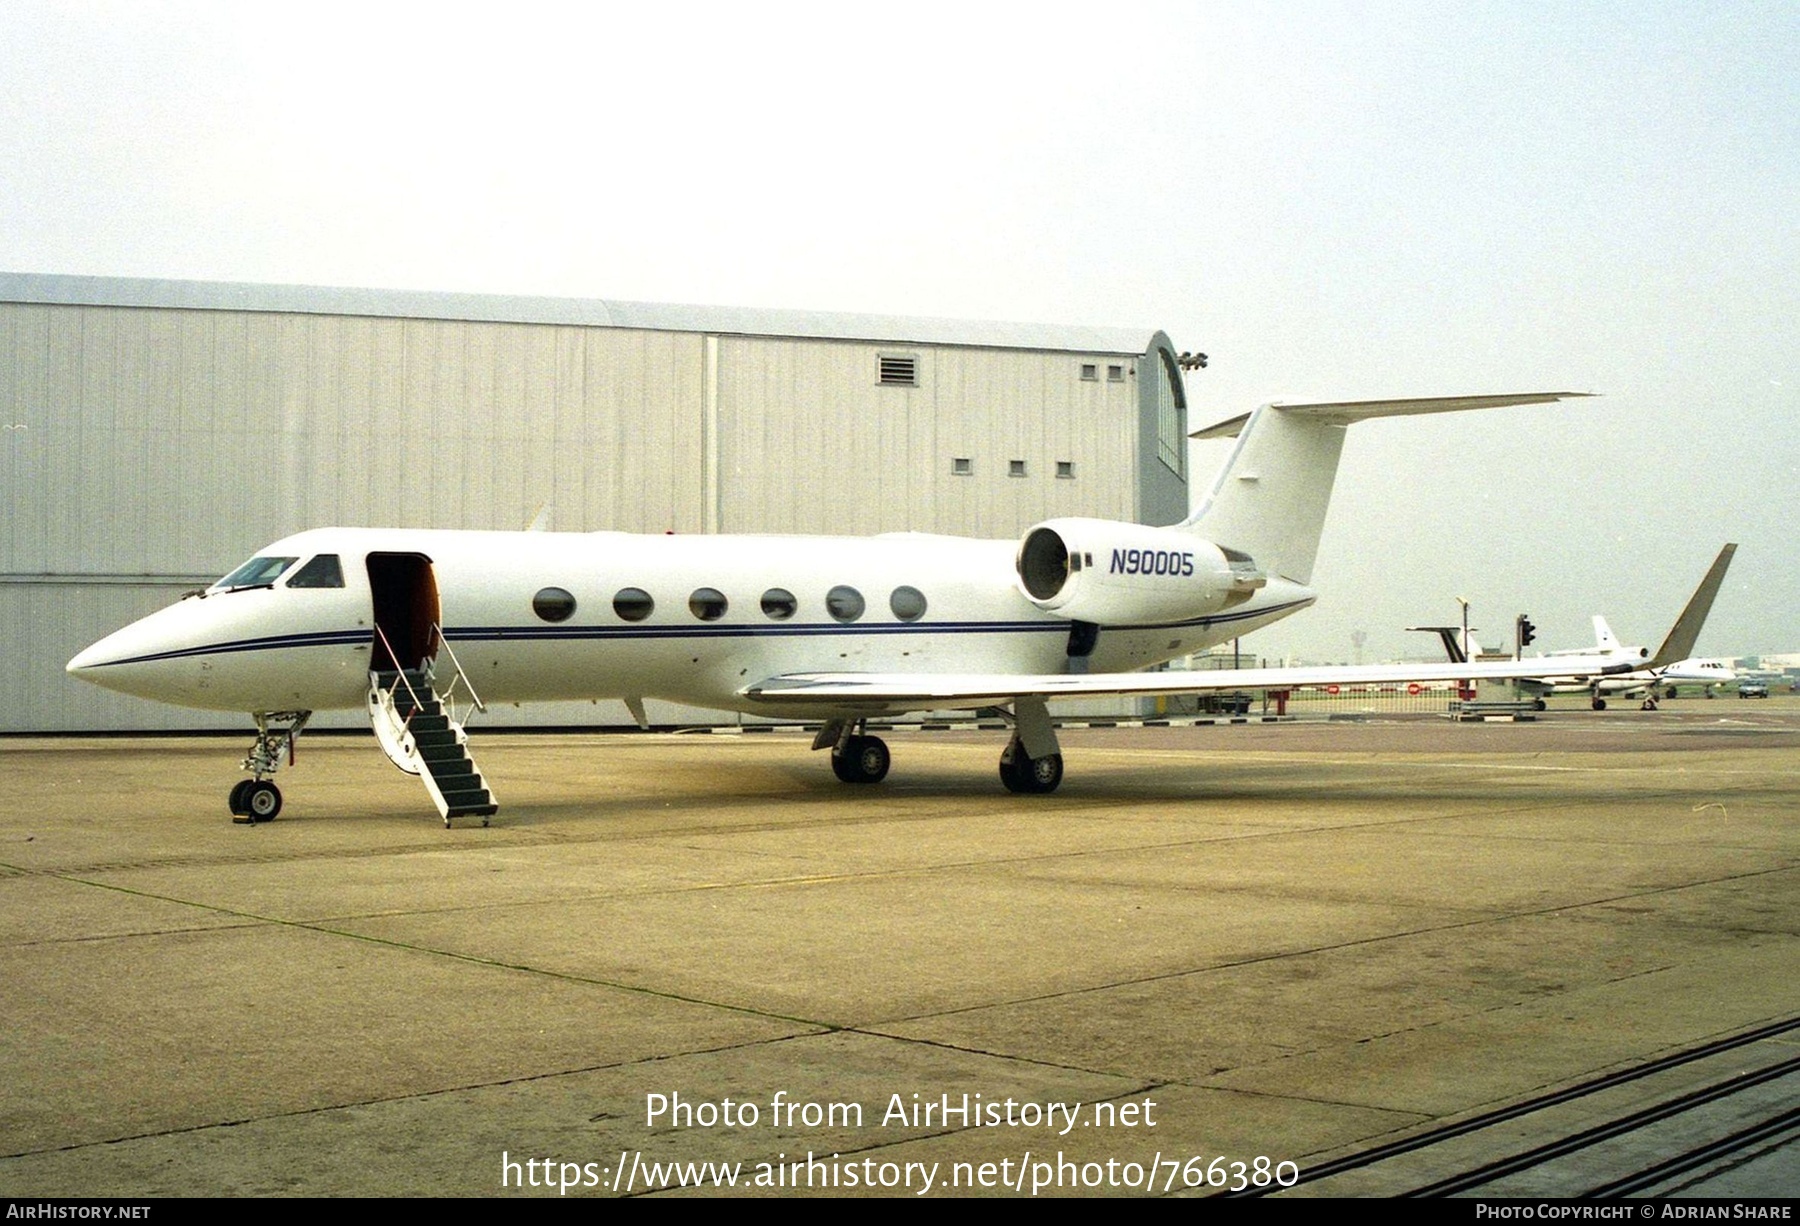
[1016,518,1265,626]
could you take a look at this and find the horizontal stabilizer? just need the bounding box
[1407,625,1468,664]
[1190,391,1592,441]
[1646,544,1737,669]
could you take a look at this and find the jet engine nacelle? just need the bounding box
[1015,518,1267,626]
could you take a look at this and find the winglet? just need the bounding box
[1645,545,1737,669]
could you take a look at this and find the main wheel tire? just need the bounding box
[1021,751,1063,793]
[999,745,1021,792]
[244,780,282,822]
[999,741,1063,794]
[831,735,889,784]
[1533,699,1547,711]
[1592,697,1607,711]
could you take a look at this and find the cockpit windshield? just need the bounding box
[210,556,298,593]
[287,554,345,588]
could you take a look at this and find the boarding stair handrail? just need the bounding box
[371,623,428,729]
[427,621,487,723]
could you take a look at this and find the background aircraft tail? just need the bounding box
[1183,393,1589,585]
[1592,616,1621,652]
[1409,625,1488,662]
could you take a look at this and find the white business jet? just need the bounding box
[68,392,1650,826]
[1536,601,1737,709]
[1412,548,1737,710]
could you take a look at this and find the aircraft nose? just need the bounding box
[67,628,139,684]
[64,606,205,701]
[66,643,101,677]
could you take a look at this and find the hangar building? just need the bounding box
[1,273,1194,730]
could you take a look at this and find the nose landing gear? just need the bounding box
[229,711,310,823]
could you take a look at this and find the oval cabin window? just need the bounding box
[613,588,654,622]
[826,585,865,623]
[688,588,728,621]
[532,587,577,623]
[889,586,927,622]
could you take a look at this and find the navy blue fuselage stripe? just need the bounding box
[87,629,369,666]
[87,600,1313,668]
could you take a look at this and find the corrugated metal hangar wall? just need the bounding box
[0,274,1192,731]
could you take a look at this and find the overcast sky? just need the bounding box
[3,1,1793,661]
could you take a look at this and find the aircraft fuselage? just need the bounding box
[68,526,1315,720]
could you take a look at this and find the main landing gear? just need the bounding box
[814,697,1068,796]
[229,711,310,823]
[829,723,891,784]
[999,737,1063,794]
[998,695,1063,795]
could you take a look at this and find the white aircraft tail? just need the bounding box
[1592,616,1621,652]
[1410,625,1487,663]
[1183,393,1590,584]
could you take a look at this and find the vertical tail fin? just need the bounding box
[1182,393,1590,585]
[1592,616,1621,652]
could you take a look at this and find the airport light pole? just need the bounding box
[1456,596,1472,703]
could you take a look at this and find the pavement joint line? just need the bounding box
[36,865,1784,1080]
[0,1026,1192,1166]
[1377,759,1800,776]
[842,1024,1190,1086]
[8,868,841,1033]
[865,864,1800,1028]
[0,1031,838,1163]
[14,833,1791,955]
[11,815,1511,922]
[849,1029,1461,1138]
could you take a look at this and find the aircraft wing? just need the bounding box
[1644,544,1736,669]
[742,654,1637,710]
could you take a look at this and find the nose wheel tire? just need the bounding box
[831,735,890,784]
[230,780,282,823]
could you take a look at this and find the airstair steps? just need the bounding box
[369,668,499,826]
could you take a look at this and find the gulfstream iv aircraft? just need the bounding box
[68,392,1647,826]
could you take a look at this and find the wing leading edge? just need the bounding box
[742,653,1638,711]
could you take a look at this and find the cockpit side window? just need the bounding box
[286,554,346,589]
[211,556,299,592]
